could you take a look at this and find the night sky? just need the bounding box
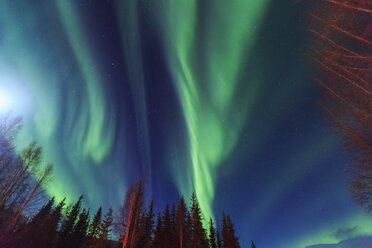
[0,1,371,247]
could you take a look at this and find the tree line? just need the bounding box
[115,181,256,248]
[0,115,256,248]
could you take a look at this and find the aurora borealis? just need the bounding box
[0,0,372,247]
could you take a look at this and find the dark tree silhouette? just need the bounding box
[152,213,163,248]
[0,136,248,248]
[251,240,256,248]
[57,195,84,248]
[221,213,240,248]
[71,208,90,248]
[101,207,114,239]
[171,203,177,244]
[217,231,222,248]
[190,192,208,248]
[23,197,55,247]
[89,207,102,238]
[137,201,155,248]
[208,218,217,248]
[1,142,53,233]
[0,116,53,246]
[44,198,65,248]
[185,211,193,248]
[94,207,114,248]
[175,196,188,248]
[29,197,55,228]
[162,204,174,248]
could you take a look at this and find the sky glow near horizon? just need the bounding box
[0,1,371,247]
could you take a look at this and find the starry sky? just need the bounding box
[0,1,371,247]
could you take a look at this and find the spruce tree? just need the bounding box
[57,195,83,248]
[190,192,208,248]
[97,207,113,248]
[12,197,55,248]
[102,207,114,239]
[30,197,55,226]
[138,201,155,248]
[251,240,256,248]
[162,204,173,248]
[208,218,217,248]
[89,207,102,238]
[226,215,240,248]
[71,208,90,248]
[15,198,65,248]
[221,213,228,248]
[44,199,65,248]
[221,213,240,248]
[171,203,177,244]
[28,197,55,244]
[185,210,193,248]
[217,230,222,248]
[176,196,188,248]
[152,213,163,248]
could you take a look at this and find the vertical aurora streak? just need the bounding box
[0,1,370,247]
[0,1,117,207]
[56,0,115,164]
[156,0,270,219]
[115,0,152,191]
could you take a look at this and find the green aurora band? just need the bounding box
[114,0,152,189]
[1,2,371,247]
[156,0,270,219]
[285,214,372,248]
[0,1,116,206]
[56,1,115,165]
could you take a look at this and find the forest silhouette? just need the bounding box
[0,115,253,248]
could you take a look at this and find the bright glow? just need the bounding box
[0,74,33,117]
[0,91,12,113]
